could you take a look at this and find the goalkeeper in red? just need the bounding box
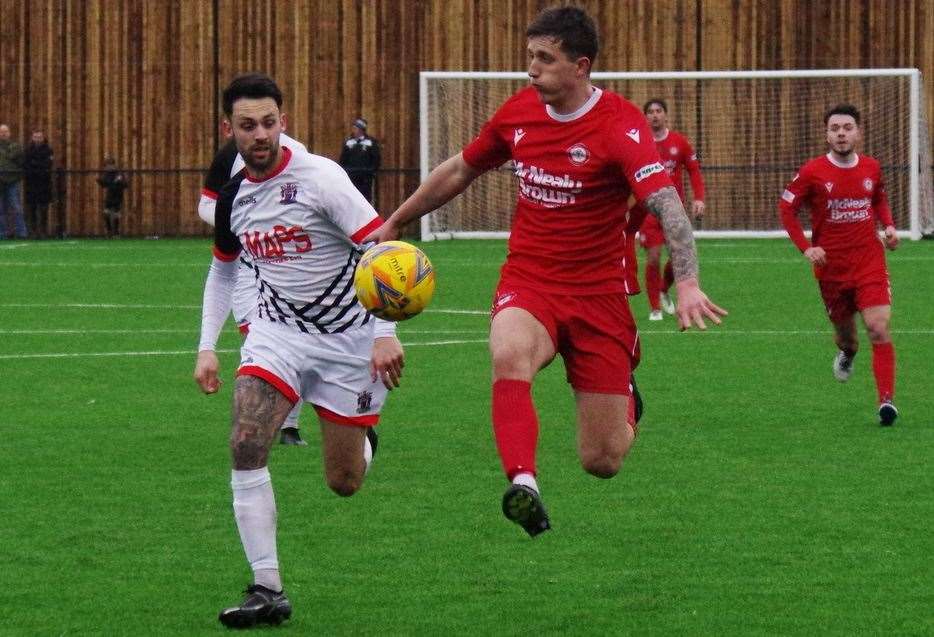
[366,6,726,537]
[779,103,899,426]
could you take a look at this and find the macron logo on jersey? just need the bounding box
[626,128,641,143]
[513,128,526,146]
[824,182,834,193]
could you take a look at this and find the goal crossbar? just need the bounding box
[420,69,932,241]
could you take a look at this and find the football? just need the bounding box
[354,241,436,321]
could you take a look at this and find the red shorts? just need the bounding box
[818,275,891,325]
[491,283,641,394]
[639,214,666,249]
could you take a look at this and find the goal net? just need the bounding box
[420,69,934,240]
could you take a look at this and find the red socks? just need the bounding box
[871,342,896,403]
[492,379,538,480]
[645,261,661,310]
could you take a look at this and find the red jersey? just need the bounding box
[655,129,704,203]
[779,153,894,281]
[462,86,672,294]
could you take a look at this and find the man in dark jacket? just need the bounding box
[0,123,27,239]
[97,156,128,237]
[338,117,381,203]
[23,129,54,239]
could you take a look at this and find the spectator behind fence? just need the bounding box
[0,123,27,239]
[97,156,128,238]
[23,129,54,239]
[338,117,381,203]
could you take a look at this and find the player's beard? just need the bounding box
[244,140,280,173]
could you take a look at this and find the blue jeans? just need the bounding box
[0,181,27,238]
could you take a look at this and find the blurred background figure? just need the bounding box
[97,156,128,238]
[338,117,381,203]
[0,123,27,239]
[23,129,54,239]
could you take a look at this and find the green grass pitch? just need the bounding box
[1,237,932,635]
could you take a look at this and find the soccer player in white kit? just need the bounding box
[198,133,311,445]
[193,74,404,628]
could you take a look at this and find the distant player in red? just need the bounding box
[779,103,899,426]
[366,7,726,536]
[630,99,705,320]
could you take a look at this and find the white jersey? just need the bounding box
[213,145,383,334]
[198,133,310,326]
[198,132,307,226]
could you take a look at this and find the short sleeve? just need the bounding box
[611,115,673,202]
[310,157,382,243]
[462,115,511,171]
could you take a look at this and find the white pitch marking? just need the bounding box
[0,340,490,360]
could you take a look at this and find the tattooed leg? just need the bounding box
[231,375,295,469]
[228,375,293,595]
[643,186,698,282]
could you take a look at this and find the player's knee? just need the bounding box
[325,468,363,497]
[580,450,622,479]
[865,319,890,343]
[230,429,270,470]
[490,346,532,380]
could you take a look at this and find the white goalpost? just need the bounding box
[419,69,934,241]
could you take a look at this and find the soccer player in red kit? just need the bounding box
[366,7,726,536]
[779,104,899,426]
[632,99,706,320]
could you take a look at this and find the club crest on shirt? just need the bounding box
[863,178,874,192]
[567,143,590,166]
[669,147,679,156]
[357,390,373,413]
[824,182,834,193]
[279,182,299,204]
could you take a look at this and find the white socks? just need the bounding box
[363,433,374,475]
[231,467,281,592]
[513,472,539,494]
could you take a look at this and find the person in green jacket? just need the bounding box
[0,124,27,239]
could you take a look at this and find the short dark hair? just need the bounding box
[222,73,283,117]
[824,103,860,126]
[526,6,598,66]
[643,98,668,114]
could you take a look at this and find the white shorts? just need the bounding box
[233,260,259,328]
[237,318,386,426]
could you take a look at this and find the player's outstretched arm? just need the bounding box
[364,153,483,243]
[644,186,727,331]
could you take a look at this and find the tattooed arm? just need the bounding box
[643,186,727,330]
[643,186,699,283]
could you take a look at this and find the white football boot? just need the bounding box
[660,292,676,315]
[832,350,854,382]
